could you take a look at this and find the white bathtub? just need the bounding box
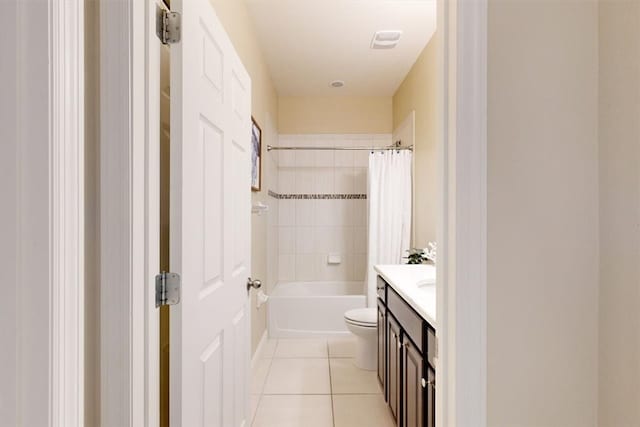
[268,281,366,338]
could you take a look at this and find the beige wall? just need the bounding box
[487,1,599,425]
[209,0,280,355]
[279,96,392,134]
[598,1,640,425]
[392,36,438,247]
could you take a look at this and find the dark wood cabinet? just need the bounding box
[387,314,402,422]
[378,275,436,427]
[426,367,435,427]
[402,338,424,427]
[377,300,386,389]
[425,327,436,427]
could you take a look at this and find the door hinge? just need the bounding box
[155,272,181,308]
[156,6,181,45]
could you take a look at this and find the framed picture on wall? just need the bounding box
[251,117,262,192]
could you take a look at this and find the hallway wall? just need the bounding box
[598,1,640,425]
[487,1,599,425]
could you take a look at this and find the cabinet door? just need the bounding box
[387,315,402,422]
[377,301,386,390]
[426,366,435,427]
[402,338,424,427]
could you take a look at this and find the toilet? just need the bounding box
[344,307,378,370]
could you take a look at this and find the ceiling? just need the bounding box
[244,0,437,97]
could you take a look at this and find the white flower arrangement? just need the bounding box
[424,241,437,263]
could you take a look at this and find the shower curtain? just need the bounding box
[366,150,412,307]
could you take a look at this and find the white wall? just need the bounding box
[487,1,599,425]
[598,1,640,425]
[276,134,391,283]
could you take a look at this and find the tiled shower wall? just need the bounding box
[275,134,392,283]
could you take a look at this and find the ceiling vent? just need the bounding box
[371,30,403,49]
[329,80,345,88]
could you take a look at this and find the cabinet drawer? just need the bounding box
[387,286,424,353]
[426,326,436,368]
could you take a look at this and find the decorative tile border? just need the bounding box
[268,190,366,200]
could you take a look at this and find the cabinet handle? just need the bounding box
[421,378,435,388]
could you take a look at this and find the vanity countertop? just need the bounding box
[374,264,436,328]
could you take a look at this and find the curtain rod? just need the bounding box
[266,144,413,152]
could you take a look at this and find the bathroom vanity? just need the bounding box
[374,265,436,427]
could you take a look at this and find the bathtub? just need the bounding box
[268,281,367,338]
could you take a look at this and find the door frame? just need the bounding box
[51,1,86,423]
[436,0,488,425]
[98,0,489,425]
[99,0,158,426]
[2,0,85,425]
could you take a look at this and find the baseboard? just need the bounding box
[251,329,268,369]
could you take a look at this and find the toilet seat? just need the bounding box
[344,308,377,328]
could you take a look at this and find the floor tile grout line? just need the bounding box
[258,339,278,395]
[251,339,278,427]
[253,338,374,426]
[271,356,330,359]
[258,392,383,396]
[259,393,334,396]
[249,393,262,427]
[327,341,336,427]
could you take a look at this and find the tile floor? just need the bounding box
[250,336,396,427]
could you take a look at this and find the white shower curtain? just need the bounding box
[366,150,412,307]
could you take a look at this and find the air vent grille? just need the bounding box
[371,30,403,49]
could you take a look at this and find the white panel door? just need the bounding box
[170,0,252,425]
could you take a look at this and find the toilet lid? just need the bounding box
[345,308,377,326]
